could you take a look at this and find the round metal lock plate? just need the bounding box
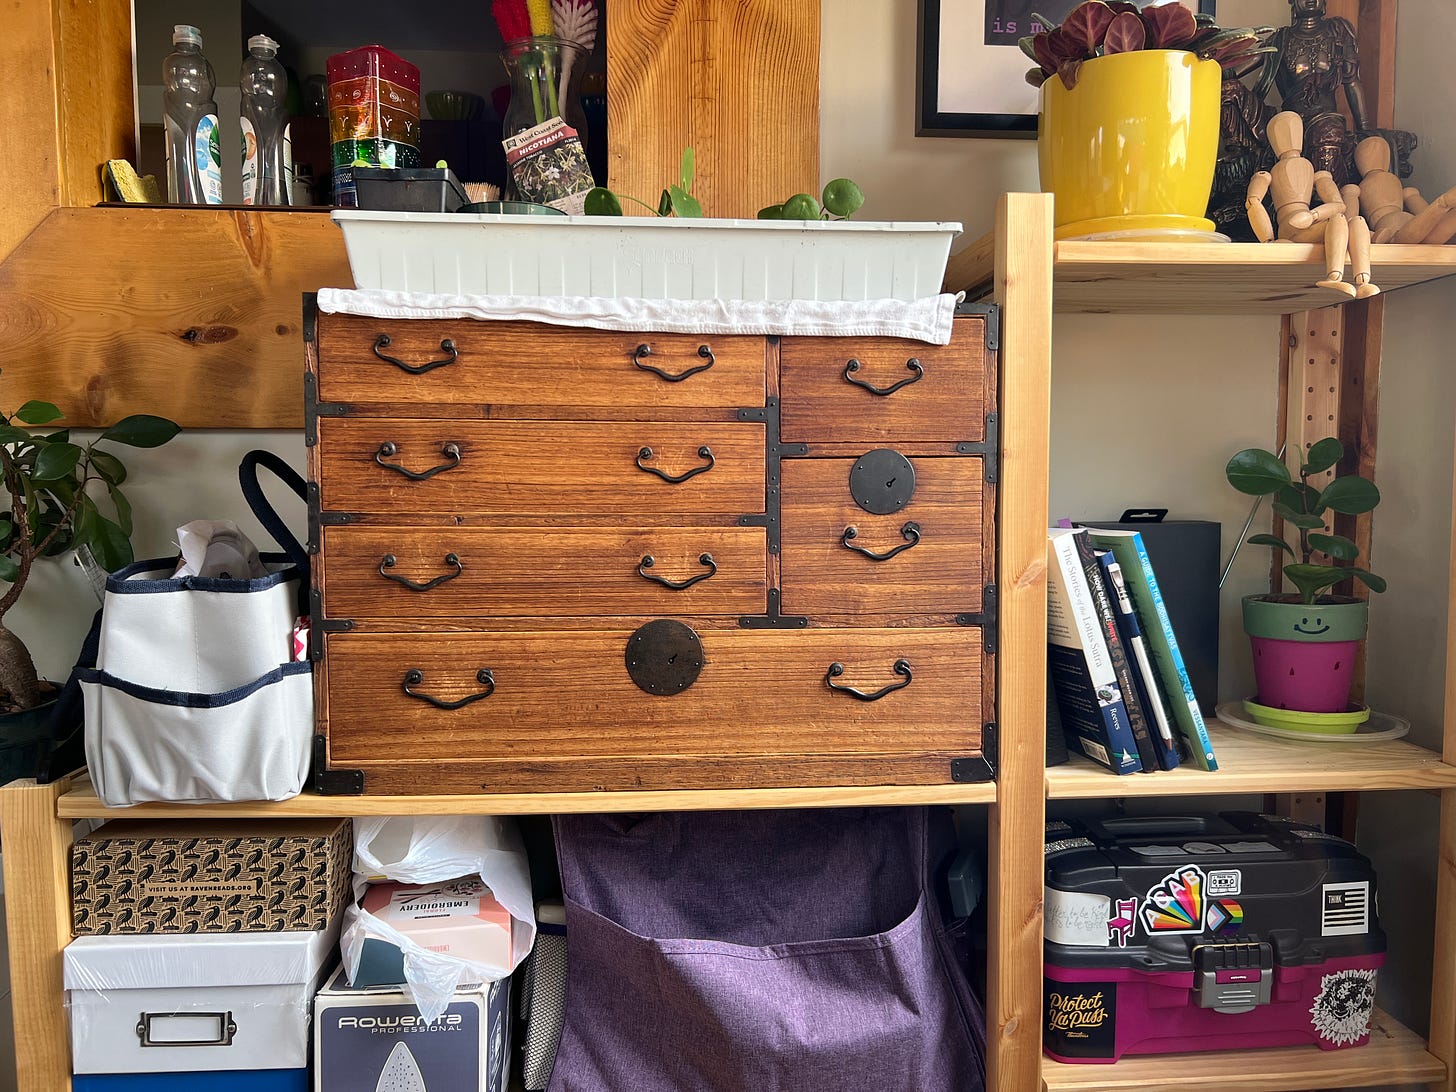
[625,619,704,696]
[849,449,916,515]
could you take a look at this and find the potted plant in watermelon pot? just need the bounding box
[1025,1,1275,240]
[1225,438,1384,725]
[0,389,179,781]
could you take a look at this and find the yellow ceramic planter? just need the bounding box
[1038,50,1221,240]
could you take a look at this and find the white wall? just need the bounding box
[1353,0,1456,1036]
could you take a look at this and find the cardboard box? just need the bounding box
[314,965,511,1092]
[353,876,512,987]
[72,818,352,935]
[65,925,338,1075]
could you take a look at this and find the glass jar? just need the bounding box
[499,36,589,147]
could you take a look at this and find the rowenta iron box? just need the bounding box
[1044,812,1384,1063]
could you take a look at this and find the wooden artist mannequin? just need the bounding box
[1352,136,1456,245]
[1247,111,1379,298]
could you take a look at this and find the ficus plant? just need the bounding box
[1226,438,1386,606]
[1024,1,1274,91]
[0,389,180,712]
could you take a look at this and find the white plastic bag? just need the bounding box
[342,815,536,1023]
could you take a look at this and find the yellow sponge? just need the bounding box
[104,160,162,203]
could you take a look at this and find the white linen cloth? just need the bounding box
[316,289,962,345]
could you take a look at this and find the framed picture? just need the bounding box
[917,0,1217,138]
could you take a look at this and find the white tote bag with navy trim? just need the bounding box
[80,452,314,806]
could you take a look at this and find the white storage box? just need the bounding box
[314,965,511,1092]
[332,211,962,301]
[65,925,338,1075]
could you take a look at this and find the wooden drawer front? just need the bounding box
[317,419,766,516]
[779,328,988,444]
[317,315,766,410]
[779,457,984,618]
[322,526,768,619]
[324,627,981,765]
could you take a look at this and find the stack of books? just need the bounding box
[1046,527,1218,775]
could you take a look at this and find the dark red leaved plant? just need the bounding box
[1022,0,1274,90]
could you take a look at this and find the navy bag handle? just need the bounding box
[238,449,311,614]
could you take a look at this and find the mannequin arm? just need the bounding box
[1246,172,1275,242]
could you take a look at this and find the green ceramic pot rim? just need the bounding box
[1241,594,1368,642]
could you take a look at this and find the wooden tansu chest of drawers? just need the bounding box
[304,299,999,795]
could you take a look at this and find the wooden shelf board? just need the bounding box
[1041,1008,1445,1090]
[1046,719,1456,799]
[55,776,995,819]
[944,232,1456,315]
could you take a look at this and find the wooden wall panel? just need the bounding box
[55,0,137,207]
[0,207,352,429]
[0,0,64,262]
[607,0,819,218]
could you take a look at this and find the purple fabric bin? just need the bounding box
[549,807,986,1092]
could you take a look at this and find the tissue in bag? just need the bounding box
[353,875,512,987]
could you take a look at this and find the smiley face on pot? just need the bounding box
[1294,615,1332,636]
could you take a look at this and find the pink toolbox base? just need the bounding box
[1044,953,1384,1063]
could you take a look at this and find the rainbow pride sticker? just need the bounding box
[1207,899,1245,934]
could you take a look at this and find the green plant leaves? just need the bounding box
[757,204,784,220]
[1350,568,1387,593]
[658,189,674,216]
[781,193,821,220]
[680,147,695,191]
[32,442,83,482]
[99,414,181,448]
[1226,447,1290,495]
[1247,533,1295,557]
[1284,563,1350,604]
[1140,1,1196,48]
[89,449,127,485]
[1317,474,1380,514]
[0,554,17,583]
[15,401,62,426]
[108,484,133,537]
[1308,532,1359,560]
[668,185,702,218]
[583,187,623,215]
[1271,501,1326,529]
[822,178,864,218]
[1302,437,1343,474]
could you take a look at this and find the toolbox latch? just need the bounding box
[1193,941,1274,1014]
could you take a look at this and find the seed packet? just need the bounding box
[503,118,595,214]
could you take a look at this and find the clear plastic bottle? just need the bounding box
[240,34,292,206]
[162,25,223,205]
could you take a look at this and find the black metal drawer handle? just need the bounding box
[825,658,913,702]
[373,334,458,375]
[633,343,715,382]
[374,441,462,480]
[638,552,717,590]
[842,521,921,561]
[379,552,463,591]
[636,445,714,484]
[401,668,495,709]
[844,357,924,397]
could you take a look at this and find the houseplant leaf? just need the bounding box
[1226,448,1291,495]
[1349,568,1387,593]
[680,146,695,191]
[658,188,674,216]
[108,483,133,537]
[1103,10,1147,53]
[14,401,63,426]
[1317,475,1380,515]
[1276,482,1319,514]
[89,449,127,485]
[1302,437,1343,474]
[99,414,181,448]
[1061,1,1116,52]
[1308,532,1359,561]
[668,185,703,218]
[1271,502,1327,530]
[1283,563,1348,604]
[0,553,17,583]
[1247,533,1295,557]
[583,187,623,215]
[1139,1,1197,48]
[822,178,865,218]
[31,442,82,482]
[757,204,785,219]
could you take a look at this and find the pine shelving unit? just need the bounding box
[950,194,1456,1091]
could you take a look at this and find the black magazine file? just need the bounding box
[1080,511,1221,717]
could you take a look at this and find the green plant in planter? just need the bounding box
[0,391,180,712]
[584,147,866,221]
[1225,437,1386,604]
[1024,1,1274,90]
